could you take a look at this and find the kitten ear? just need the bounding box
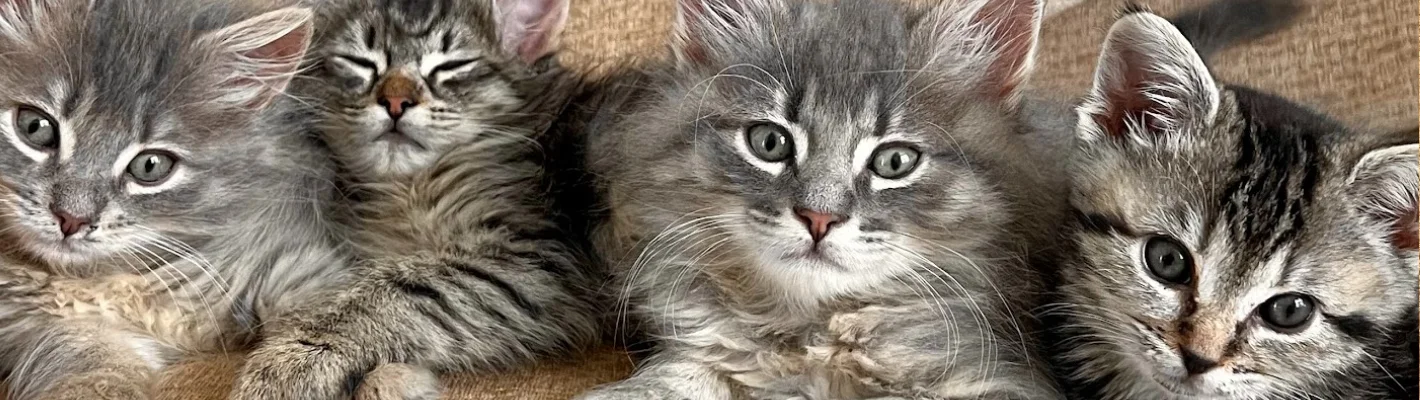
[493,0,569,64]
[1076,11,1219,142]
[195,7,313,111]
[1348,143,1419,252]
[916,0,1042,107]
[673,0,778,67]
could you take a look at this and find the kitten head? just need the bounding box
[0,0,317,271]
[608,0,1055,300]
[301,0,567,181]
[1057,11,1418,399]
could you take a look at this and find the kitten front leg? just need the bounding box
[575,353,732,400]
[815,304,1061,400]
[3,321,160,400]
[231,251,599,400]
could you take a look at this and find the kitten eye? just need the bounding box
[332,54,378,71]
[746,123,793,162]
[430,58,477,76]
[127,151,178,185]
[14,107,57,150]
[870,146,920,179]
[1258,293,1315,332]
[1143,236,1192,284]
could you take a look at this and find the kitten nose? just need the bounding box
[1181,348,1218,375]
[377,96,417,119]
[794,208,844,243]
[50,207,92,238]
[377,73,420,120]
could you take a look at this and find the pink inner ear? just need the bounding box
[497,0,567,64]
[1092,47,1167,138]
[972,0,1039,102]
[236,23,310,109]
[1393,207,1418,250]
[245,24,309,64]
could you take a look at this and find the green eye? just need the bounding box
[1258,293,1315,332]
[746,123,793,162]
[870,145,920,179]
[14,107,57,150]
[1144,236,1192,284]
[128,151,178,184]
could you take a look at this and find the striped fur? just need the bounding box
[1048,8,1418,400]
[228,1,603,399]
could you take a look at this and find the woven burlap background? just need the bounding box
[3,0,1414,399]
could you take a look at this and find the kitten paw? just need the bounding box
[229,338,351,400]
[354,363,442,400]
[35,371,152,400]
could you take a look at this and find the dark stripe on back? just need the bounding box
[443,258,541,316]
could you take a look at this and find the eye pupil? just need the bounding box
[870,146,920,179]
[746,123,793,162]
[1259,293,1315,332]
[1144,236,1192,284]
[128,151,177,185]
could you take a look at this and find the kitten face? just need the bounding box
[613,0,1045,299]
[0,0,312,270]
[303,0,565,181]
[1056,12,1418,399]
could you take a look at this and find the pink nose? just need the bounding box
[52,209,92,238]
[795,208,844,243]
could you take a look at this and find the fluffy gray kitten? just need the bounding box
[228,0,603,399]
[578,0,1069,398]
[1047,8,1419,400]
[0,0,346,399]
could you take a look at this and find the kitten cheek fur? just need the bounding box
[583,0,1069,398]
[0,1,348,399]
[1050,9,1419,400]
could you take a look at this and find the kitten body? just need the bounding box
[578,0,1068,398]
[1047,7,1419,400]
[0,0,344,399]
[228,1,605,399]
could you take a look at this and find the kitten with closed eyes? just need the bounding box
[1046,6,1418,400]
[577,0,1069,398]
[0,0,347,399]
[229,0,605,399]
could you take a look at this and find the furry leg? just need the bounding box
[575,354,731,400]
[230,251,600,400]
[3,321,162,400]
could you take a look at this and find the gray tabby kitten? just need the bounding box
[1047,7,1419,400]
[580,0,1067,398]
[229,0,603,399]
[0,0,346,399]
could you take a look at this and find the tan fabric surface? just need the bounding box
[5,0,1414,399]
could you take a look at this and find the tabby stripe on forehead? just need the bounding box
[1220,113,1320,261]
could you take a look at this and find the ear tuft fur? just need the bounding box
[1349,143,1419,252]
[1075,11,1218,143]
[494,0,569,64]
[196,7,313,111]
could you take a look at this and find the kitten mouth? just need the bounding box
[376,130,426,150]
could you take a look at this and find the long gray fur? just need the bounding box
[228,0,604,399]
[0,0,346,398]
[577,0,1069,398]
